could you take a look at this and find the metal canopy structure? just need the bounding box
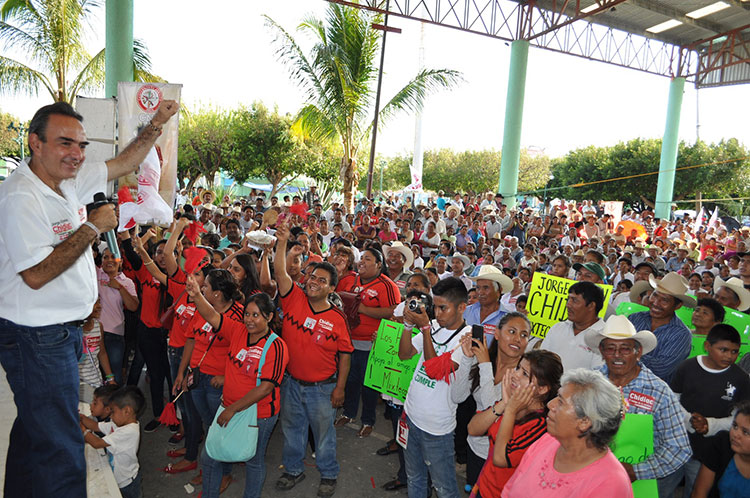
[327,0,750,88]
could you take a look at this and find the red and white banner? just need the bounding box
[603,201,624,228]
[117,82,182,209]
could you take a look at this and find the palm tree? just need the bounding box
[265,4,461,210]
[0,0,161,104]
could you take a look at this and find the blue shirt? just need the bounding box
[463,301,506,346]
[628,311,691,384]
[436,197,446,211]
[599,363,692,480]
[666,256,686,273]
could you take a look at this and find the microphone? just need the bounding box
[89,192,121,261]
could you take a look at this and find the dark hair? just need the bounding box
[432,277,468,305]
[308,261,339,289]
[201,233,221,249]
[586,250,605,265]
[233,253,262,299]
[109,386,146,418]
[696,297,726,323]
[245,292,275,321]
[469,312,531,392]
[424,267,438,277]
[618,279,633,290]
[207,269,244,302]
[707,323,741,346]
[93,384,120,406]
[524,349,564,416]
[363,247,384,268]
[516,294,529,305]
[736,399,750,418]
[569,281,605,313]
[407,272,431,290]
[226,218,241,230]
[28,102,83,152]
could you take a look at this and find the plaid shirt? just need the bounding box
[600,363,692,480]
[628,311,691,384]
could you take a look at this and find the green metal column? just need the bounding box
[497,40,530,209]
[654,77,685,220]
[105,0,134,99]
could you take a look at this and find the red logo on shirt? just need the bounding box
[628,391,655,412]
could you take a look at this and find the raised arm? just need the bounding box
[132,229,167,286]
[106,101,179,181]
[164,217,190,276]
[259,243,277,296]
[273,222,293,297]
[185,274,221,330]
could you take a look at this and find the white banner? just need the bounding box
[117,82,182,208]
[604,201,624,228]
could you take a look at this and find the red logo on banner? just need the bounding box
[136,84,163,112]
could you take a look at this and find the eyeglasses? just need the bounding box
[601,345,637,356]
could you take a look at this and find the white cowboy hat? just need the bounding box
[469,265,513,294]
[648,272,696,308]
[629,280,654,303]
[383,241,414,269]
[714,277,750,311]
[446,204,460,217]
[451,252,471,268]
[584,315,657,355]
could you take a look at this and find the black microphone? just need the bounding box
[89,192,121,260]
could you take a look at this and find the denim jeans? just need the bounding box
[119,469,142,498]
[192,372,231,475]
[103,331,125,385]
[0,318,86,497]
[280,375,339,479]
[404,414,460,498]
[202,413,279,498]
[136,322,171,418]
[342,349,378,426]
[658,468,684,498]
[167,345,201,461]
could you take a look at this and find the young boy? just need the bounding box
[671,324,750,495]
[80,386,146,498]
[88,384,120,422]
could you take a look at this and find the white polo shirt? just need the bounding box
[540,318,605,371]
[0,158,107,327]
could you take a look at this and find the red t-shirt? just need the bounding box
[133,265,166,329]
[185,301,244,377]
[478,413,547,497]
[280,284,354,382]
[167,270,192,348]
[350,274,400,342]
[222,330,288,418]
[336,271,357,293]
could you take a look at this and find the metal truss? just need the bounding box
[325,0,750,87]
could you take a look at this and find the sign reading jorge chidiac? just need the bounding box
[526,273,612,339]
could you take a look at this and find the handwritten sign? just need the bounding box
[526,273,612,339]
[617,302,750,361]
[611,413,658,498]
[364,320,420,402]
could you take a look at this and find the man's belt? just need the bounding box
[292,375,337,387]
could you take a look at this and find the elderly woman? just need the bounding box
[501,368,632,497]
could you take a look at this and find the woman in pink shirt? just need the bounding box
[502,368,633,498]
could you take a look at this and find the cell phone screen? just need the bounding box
[471,324,484,341]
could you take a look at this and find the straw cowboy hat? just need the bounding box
[446,204,460,217]
[585,315,657,355]
[714,277,750,311]
[383,241,414,269]
[469,265,514,294]
[201,203,215,213]
[201,190,216,204]
[451,252,471,268]
[647,272,696,308]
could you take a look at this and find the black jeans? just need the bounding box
[136,322,171,418]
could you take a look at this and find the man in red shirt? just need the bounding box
[273,221,353,498]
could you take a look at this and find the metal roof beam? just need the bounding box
[723,0,750,11]
[627,0,727,35]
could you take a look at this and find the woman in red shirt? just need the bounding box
[467,350,563,498]
[201,293,289,498]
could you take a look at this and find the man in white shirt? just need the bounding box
[0,100,178,497]
[539,281,605,370]
[484,212,502,240]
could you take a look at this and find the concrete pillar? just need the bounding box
[654,77,685,220]
[105,0,134,99]
[497,40,530,209]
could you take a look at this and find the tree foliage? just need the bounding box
[177,106,235,190]
[0,0,162,103]
[371,148,552,194]
[0,109,26,157]
[265,3,462,210]
[549,138,750,204]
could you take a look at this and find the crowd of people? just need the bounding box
[3,101,750,498]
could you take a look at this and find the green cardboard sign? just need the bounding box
[526,273,613,339]
[364,320,420,402]
[611,413,657,498]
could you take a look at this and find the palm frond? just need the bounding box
[133,38,165,82]
[374,68,463,132]
[294,103,339,143]
[0,0,40,22]
[67,45,103,98]
[0,53,55,99]
[0,20,49,62]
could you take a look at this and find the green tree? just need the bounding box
[0,0,161,103]
[0,109,26,157]
[231,102,339,199]
[265,4,461,211]
[178,106,235,190]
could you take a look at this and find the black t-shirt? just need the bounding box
[671,356,750,458]
[699,431,734,498]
